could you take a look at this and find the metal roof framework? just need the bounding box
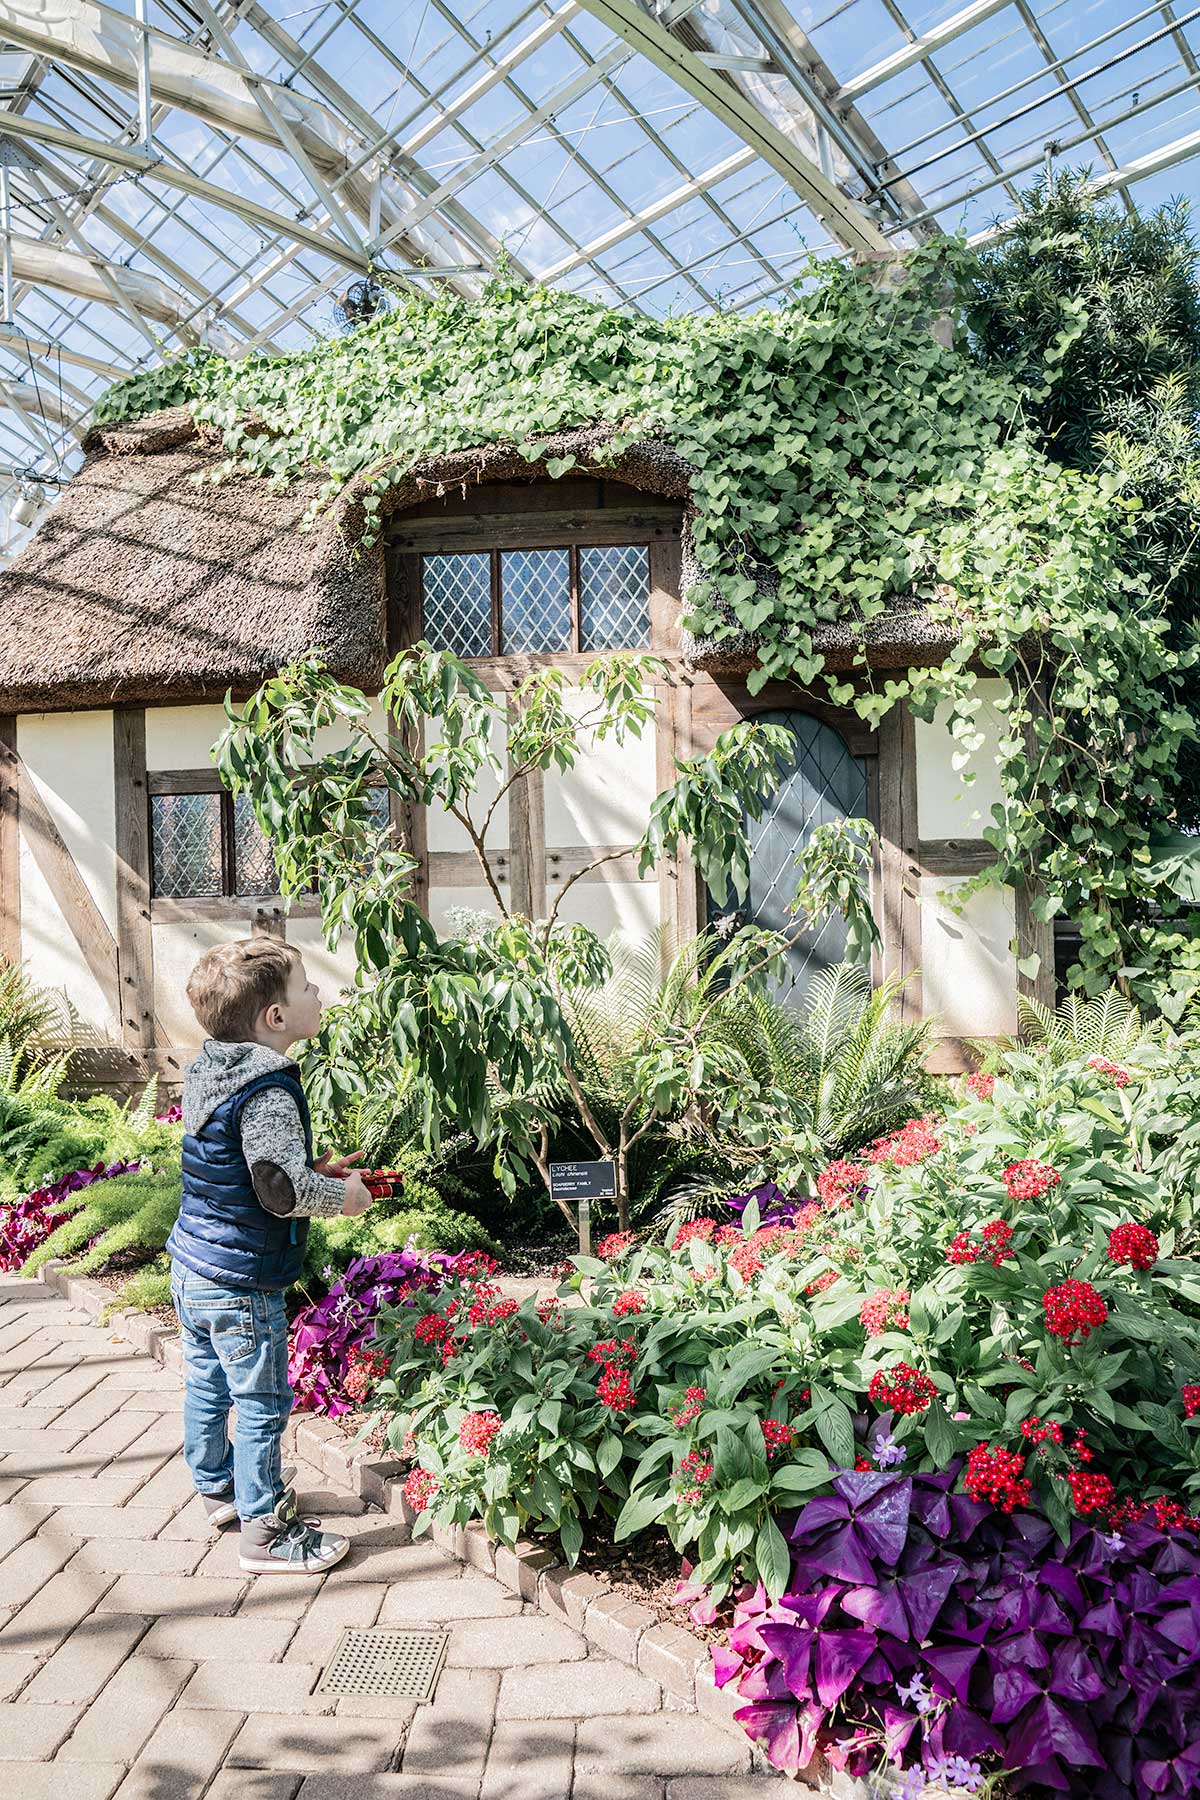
[0,0,1198,540]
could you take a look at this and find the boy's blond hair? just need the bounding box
[187,939,300,1043]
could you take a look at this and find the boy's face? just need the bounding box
[259,957,322,1048]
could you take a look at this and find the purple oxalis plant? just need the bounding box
[711,1465,1200,1800]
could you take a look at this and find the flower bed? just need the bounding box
[0,1159,141,1272]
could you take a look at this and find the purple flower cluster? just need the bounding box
[711,1466,1200,1799]
[288,1248,463,1416]
[0,1160,141,1273]
[721,1182,801,1228]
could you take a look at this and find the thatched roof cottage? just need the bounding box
[0,408,1050,1087]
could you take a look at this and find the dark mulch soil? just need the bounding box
[572,1512,734,1642]
[494,1229,577,1278]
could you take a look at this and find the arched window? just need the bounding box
[708,709,871,1004]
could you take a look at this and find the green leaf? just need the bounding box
[614,1488,669,1541]
[755,1515,791,1599]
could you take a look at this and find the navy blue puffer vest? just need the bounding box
[168,1071,312,1291]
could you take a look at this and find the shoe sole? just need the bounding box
[238,1537,350,1576]
[204,1466,297,1530]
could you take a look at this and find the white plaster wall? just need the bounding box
[542,690,657,849]
[427,885,510,938]
[152,918,251,1053]
[424,704,508,853]
[18,711,119,1039]
[914,679,1011,837]
[285,918,363,1010]
[145,700,392,773]
[919,876,1017,1038]
[551,874,659,943]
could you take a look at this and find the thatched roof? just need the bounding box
[0,408,967,711]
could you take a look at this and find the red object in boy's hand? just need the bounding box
[361,1170,404,1199]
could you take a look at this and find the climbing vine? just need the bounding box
[94,241,1198,1008]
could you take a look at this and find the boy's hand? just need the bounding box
[317,1149,365,1178]
[340,1172,374,1218]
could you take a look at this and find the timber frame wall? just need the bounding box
[0,477,1055,1089]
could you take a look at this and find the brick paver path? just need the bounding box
[0,1275,782,1799]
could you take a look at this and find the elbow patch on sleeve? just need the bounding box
[251,1161,298,1217]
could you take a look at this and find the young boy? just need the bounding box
[168,939,373,1575]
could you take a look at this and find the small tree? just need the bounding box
[217,647,879,1231]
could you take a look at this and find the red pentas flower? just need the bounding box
[1088,1055,1131,1087]
[946,1218,1014,1266]
[868,1362,937,1416]
[964,1071,995,1100]
[1003,1158,1061,1201]
[342,1345,389,1405]
[760,1419,794,1458]
[403,1469,439,1511]
[596,1364,637,1412]
[1020,1415,1064,1451]
[865,1116,942,1168]
[964,1442,1031,1513]
[597,1230,637,1260]
[1068,1469,1114,1516]
[535,1296,563,1327]
[459,1411,502,1457]
[1043,1279,1108,1345]
[415,1312,451,1346]
[671,1386,706,1429]
[817,1159,870,1207]
[612,1289,646,1317]
[1184,1385,1200,1419]
[859,1287,910,1337]
[672,1218,718,1251]
[1107,1221,1159,1271]
[806,1269,840,1296]
[714,1224,743,1247]
[675,1449,714,1505]
[587,1336,637,1367]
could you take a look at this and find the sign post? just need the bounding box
[549,1159,617,1255]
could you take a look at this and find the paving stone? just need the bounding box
[298,1779,481,1800]
[68,1537,208,1577]
[126,1456,194,1515]
[0,1561,115,1656]
[636,1625,708,1703]
[339,1537,455,1586]
[0,1407,69,1436]
[57,1655,193,1764]
[63,1410,150,1466]
[182,1657,325,1713]
[378,1575,522,1624]
[480,1717,574,1800]
[571,1776,666,1800]
[97,1574,245,1618]
[50,1505,177,1540]
[497,1661,661,1723]
[139,1613,295,1662]
[158,1495,217,1540]
[492,1539,557,1602]
[0,1496,54,1558]
[0,1649,38,1698]
[0,1698,84,1756]
[539,1568,608,1633]
[228,1711,404,1773]
[574,1715,752,1777]
[236,1572,324,1621]
[206,1773,303,1800]
[446,1614,587,1668]
[333,1693,420,1721]
[584,1594,657,1667]
[665,1780,784,1797]
[284,1580,386,1666]
[4,1763,124,1800]
[0,1531,76,1609]
[39,1389,126,1440]
[401,1667,500,1780]
[21,1610,151,1704]
[0,1427,81,1456]
[110,1706,244,1799]
[18,1473,159,1508]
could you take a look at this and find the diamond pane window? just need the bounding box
[151,793,223,899]
[233,794,277,896]
[579,545,649,650]
[501,549,570,653]
[423,554,491,657]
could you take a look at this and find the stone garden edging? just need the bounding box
[34,1258,867,1797]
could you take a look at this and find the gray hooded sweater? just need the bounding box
[183,1040,345,1220]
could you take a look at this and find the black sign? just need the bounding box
[549,1159,617,1201]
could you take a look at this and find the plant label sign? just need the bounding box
[550,1160,616,1255]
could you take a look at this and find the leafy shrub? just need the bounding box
[715,1464,1200,1800]
[22,1168,182,1278]
[304,1193,499,1287]
[99,1254,172,1321]
[0,959,71,1060]
[0,1159,139,1272]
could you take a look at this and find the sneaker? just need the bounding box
[201,1465,297,1529]
[238,1488,350,1576]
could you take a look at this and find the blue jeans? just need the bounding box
[170,1265,291,1521]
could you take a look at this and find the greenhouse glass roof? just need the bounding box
[1,0,1198,547]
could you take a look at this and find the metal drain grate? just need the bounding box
[316,1627,449,1701]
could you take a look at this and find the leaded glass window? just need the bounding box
[232,793,277,896]
[150,793,222,899]
[420,541,651,656]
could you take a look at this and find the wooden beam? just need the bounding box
[878,701,923,1025]
[113,709,155,1053]
[1014,683,1057,1014]
[0,716,18,966]
[147,769,228,796]
[919,837,999,876]
[388,552,429,915]
[151,895,322,924]
[506,692,545,921]
[389,506,682,553]
[924,1035,1000,1075]
[4,737,120,1020]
